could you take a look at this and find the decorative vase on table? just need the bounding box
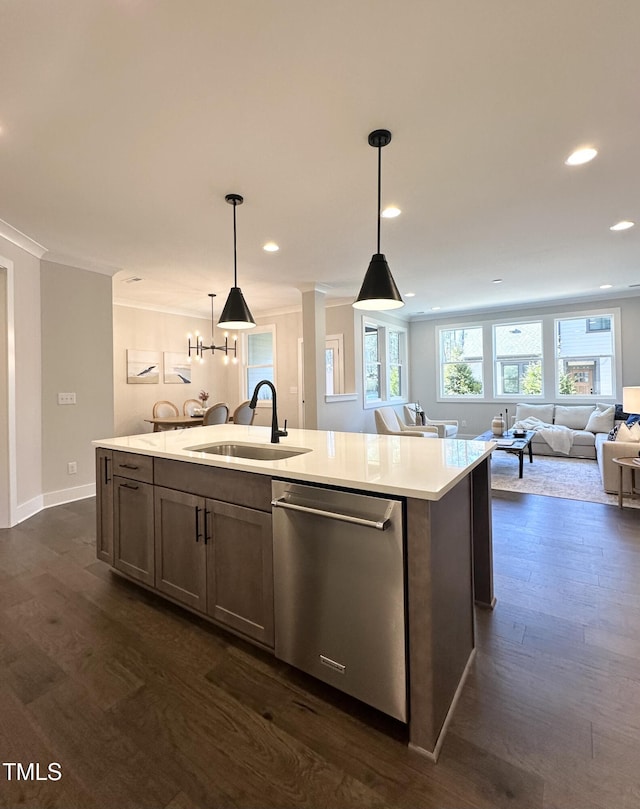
[491,414,505,436]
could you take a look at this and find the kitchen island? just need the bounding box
[93,424,494,761]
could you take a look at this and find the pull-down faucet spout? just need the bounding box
[249,380,288,444]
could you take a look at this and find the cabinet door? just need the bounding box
[114,476,155,586]
[206,500,274,647]
[96,449,114,564]
[154,487,207,612]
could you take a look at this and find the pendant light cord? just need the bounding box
[210,293,215,342]
[376,144,382,254]
[232,200,238,287]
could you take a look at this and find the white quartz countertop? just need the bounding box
[93,425,493,501]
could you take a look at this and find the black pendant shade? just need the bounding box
[218,193,256,330]
[355,253,403,311]
[218,286,255,329]
[353,129,404,311]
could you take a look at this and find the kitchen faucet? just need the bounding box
[249,380,288,443]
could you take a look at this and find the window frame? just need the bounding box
[361,316,408,408]
[554,312,616,399]
[435,308,620,404]
[492,319,544,399]
[438,323,485,401]
[242,324,276,407]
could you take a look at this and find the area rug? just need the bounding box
[489,452,640,508]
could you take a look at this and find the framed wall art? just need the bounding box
[163,352,192,384]
[126,349,161,384]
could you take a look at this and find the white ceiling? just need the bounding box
[1,0,639,320]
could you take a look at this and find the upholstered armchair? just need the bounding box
[374,407,438,438]
[403,404,458,438]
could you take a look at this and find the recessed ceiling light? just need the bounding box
[610,220,635,231]
[263,242,279,252]
[404,292,416,298]
[381,206,401,218]
[600,284,613,289]
[491,278,503,284]
[565,147,598,166]
[431,306,441,311]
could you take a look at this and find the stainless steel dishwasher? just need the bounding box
[271,480,406,722]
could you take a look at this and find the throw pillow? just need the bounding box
[585,405,615,434]
[554,405,596,430]
[626,414,640,426]
[515,403,554,423]
[615,422,640,442]
[608,424,620,441]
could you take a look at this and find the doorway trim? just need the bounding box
[0,256,17,527]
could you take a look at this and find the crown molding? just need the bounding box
[0,218,47,258]
[42,252,120,276]
[112,298,211,318]
[409,289,640,322]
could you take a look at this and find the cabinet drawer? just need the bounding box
[113,451,154,483]
[155,458,272,512]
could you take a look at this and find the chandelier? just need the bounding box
[187,293,238,365]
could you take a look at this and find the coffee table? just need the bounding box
[474,430,535,479]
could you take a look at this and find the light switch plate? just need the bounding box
[58,392,76,405]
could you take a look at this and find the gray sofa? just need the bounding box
[513,403,607,459]
[513,402,639,493]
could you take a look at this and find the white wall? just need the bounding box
[409,295,640,437]
[41,261,115,502]
[113,304,235,436]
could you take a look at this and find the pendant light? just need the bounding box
[353,129,404,311]
[218,193,256,330]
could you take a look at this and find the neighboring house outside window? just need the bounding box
[435,309,618,403]
[556,315,614,397]
[493,321,543,397]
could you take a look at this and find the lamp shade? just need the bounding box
[353,254,404,311]
[218,286,256,330]
[622,386,640,415]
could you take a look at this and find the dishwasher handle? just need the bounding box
[271,496,392,531]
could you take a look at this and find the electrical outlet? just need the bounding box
[58,392,76,405]
[461,420,467,427]
[67,461,77,475]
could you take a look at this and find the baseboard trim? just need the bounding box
[11,484,96,526]
[14,494,45,525]
[43,483,96,509]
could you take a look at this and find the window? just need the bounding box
[555,315,614,397]
[244,326,275,403]
[439,327,483,397]
[387,328,405,399]
[325,335,344,395]
[494,321,543,397]
[362,318,408,406]
[436,308,619,403]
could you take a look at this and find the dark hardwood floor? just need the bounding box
[0,492,639,808]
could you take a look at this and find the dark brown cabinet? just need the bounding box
[154,486,207,612]
[95,448,114,564]
[206,500,274,647]
[113,476,155,586]
[97,451,274,649]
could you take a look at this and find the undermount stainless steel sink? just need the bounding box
[184,442,312,461]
